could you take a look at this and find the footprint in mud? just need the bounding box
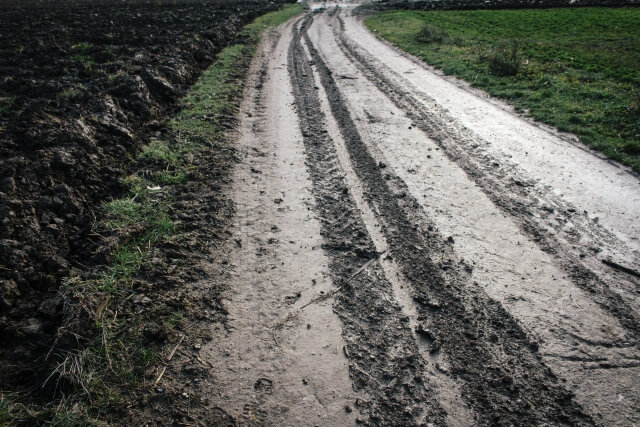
[253,377,274,394]
[241,402,268,425]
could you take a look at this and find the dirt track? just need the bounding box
[200,4,640,425]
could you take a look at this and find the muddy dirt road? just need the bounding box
[202,5,640,425]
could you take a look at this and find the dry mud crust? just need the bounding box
[0,0,287,393]
[289,11,592,425]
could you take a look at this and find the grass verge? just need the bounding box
[0,3,303,424]
[365,7,640,172]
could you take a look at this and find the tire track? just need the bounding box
[331,12,640,342]
[298,10,593,426]
[299,29,476,426]
[289,15,448,425]
[202,23,358,425]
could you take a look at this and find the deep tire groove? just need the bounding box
[303,12,594,426]
[334,14,640,342]
[289,15,448,426]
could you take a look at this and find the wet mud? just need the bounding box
[204,5,639,425]
[294,11,595,425]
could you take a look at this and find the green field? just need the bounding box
[365,7,640,172]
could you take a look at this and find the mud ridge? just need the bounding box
[332,13,640,343]
[301,10,594,425]
[289,15,448,425]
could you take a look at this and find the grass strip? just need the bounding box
[0,3,303,425]
[365,7,640,172]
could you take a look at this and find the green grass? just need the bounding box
[171,3,304,141]
[56,86,85,102]
[365,7,640,172]
[102,198,144,229]
[1,393,94,426]
[70,42,93,52]
[139,139,179,165]
[0,4,305,424]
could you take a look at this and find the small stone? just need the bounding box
[194,343,202,350]
[141,296,152,305]
[345,405,353,413]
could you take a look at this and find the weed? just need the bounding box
[102,198,143,229]
[416,23,446,43]
[70,54,96,71]
[121,175,145,194]
[622,141,640,155]
[0,393,93,426]
[0,97,15,116]
[56,87,85,102]
[482,40,521,76]
[70,42,96,70]
[140,139,179,165]
[156,171,187,185]
[136,347,158,367]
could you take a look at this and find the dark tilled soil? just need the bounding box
[0,0,285,396]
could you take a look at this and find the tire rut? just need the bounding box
[289,15,448,426]
[331,12,640,342]
[298,10,594,426]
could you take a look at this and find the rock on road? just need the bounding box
[201,4,640,426]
